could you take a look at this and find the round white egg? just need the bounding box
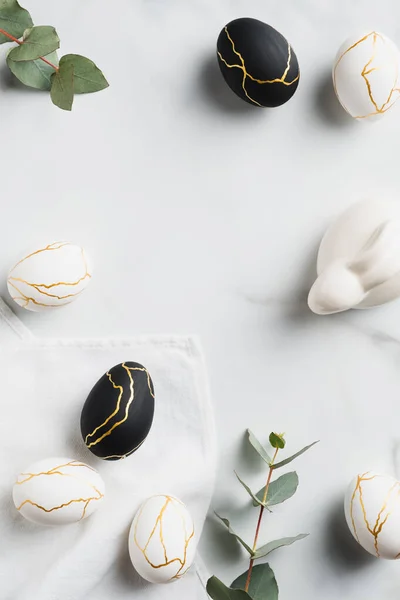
[13,457,105,526]
[129,495,196,583]
[345,471,400,559]
[333,31,400,120]
[7,241,92,311]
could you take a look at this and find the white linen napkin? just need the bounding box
[0,299,214,600]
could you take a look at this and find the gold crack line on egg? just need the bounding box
[350,472,378,542]
[17,491,104,515]
[11,295,29,308]
[172,529,195,579]
[335,31,400,119]
[127,366,155,399]
[143,496,171,560]
[85,364,154,446]
[120,366,154,399]
[371,492,394,555]
[171,501,195,579]
[17,461,89,484]
[171,506,195,580]
[379,39,400,111]
[357,479,378,555]
[333,31,377,93]
[353,474,399,557]
[333,31,380,114]
[218,28,299,107]
[16,461,97,485]
[8,247,91,300]
[99,439,145,460]
[159,498,169,563]
[85,370,124,443]
[8,246,91,293]
[16,462,103,517]
[217,30,261,106]
[135,496,188,572]
[86,364,136,448]
[223,27,299,86]
[9,242,70,274]
[361,32,381,112]
[367,34,400,113]
[8,271,91,291]
[80,485,104,519]
[8,279,85,301]
[369,481,400,555]
[8,280,75,308]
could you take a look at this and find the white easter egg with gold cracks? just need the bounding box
[344,471,400,559]
[128,495,196,583]
[13,458,105,526]
[333,31,400,120]
[7,241,92,312]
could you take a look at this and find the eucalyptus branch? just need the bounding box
[206,431,319,600]
[245,446,279,592]
[0,0,108,111]
[0,27,59,70]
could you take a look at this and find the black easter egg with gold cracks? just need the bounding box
[217,18,300,107]
[81,362,155,461]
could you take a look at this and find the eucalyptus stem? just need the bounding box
[244,447,279,593]
[0,27,58,70]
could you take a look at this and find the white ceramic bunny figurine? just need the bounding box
[308,200,400,315]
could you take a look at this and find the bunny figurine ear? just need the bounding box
[308,200,400,315]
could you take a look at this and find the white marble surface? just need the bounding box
[2,0,400,598]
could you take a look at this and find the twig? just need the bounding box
[244,447,279,592]
[0,27,58,70]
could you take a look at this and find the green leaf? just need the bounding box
[58,54,108,93]
[0,0,33,44]
[254,534,309,559]
[235,472,271,510]
[232,564,279,600]
[272,441,319,470]
[253,472,299,507]
[247,429,271,464]
[214,513,254,556]
[269,432,286,449]
[8,26,59,61]
[50,60,74,111]
[207,577,252,600]
[7,49,58,90]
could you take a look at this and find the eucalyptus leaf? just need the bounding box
[232,564,279,600]
[272,441,319,470]
[254,534,308,559]
[7,49,58,90]
[235,472,271,510]
[253,472,299,507]
[59,54,108,93]
[50,60,74,111]
[207,577,252,600]
[269,432,285,449]
[0,0,33,44]
[9,26,59,61]
[247,429,271,464]
[214,513,254,556]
